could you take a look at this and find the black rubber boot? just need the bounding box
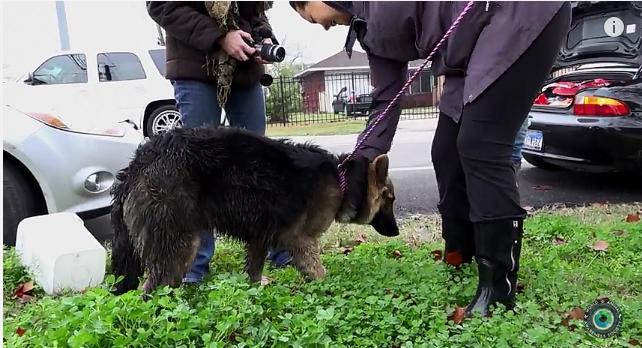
[465,219,523,317]
[442,217,475,267]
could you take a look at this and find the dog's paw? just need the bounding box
[303,265,326,281]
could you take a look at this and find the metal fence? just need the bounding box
[265,70,442,127]
[263,65,580,127]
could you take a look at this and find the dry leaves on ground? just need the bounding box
[448,307,466,325]
[626,213,640,222]
[561,307,585,331]
[591,240,609,252]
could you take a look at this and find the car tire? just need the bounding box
[146,104,182,137]
[3,160,45,246]
[523,153,561,170]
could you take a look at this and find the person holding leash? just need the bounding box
[291,1,570,316]
[147,1,291,285]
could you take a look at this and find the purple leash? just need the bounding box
[338,1,476,194]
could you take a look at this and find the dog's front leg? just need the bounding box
[245,241,268,282]
[291,238,326,280]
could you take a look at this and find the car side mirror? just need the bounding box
[23,73,34,85]
[98,64,112,82]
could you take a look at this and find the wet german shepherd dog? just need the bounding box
[111,127,398,294]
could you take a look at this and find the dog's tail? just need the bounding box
[110,168,144,295]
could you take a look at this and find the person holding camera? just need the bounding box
[147,1,291,285]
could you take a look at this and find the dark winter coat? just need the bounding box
[326,1,570,160]
[147,1,276,86]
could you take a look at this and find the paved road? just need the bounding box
[86,119,642,242]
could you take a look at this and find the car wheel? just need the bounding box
[523,153,561,170]
[146,104,182,137]
[3,160,45,246]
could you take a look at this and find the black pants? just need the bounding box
[431,7,569,223]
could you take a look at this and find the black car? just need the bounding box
[331,87,372,117]
[524,1,642,174]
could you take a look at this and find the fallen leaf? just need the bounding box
[260,276,272,286]
[626,213,640,222]
[13,281,34,299]
[431,249,443,261]
[629,338,640,346]
[591,240,609,252]
[613,230,628,237]
[391,250,402,259]
[354,234,367,245]
[448,307,466,325]
[553,236,567,245]
[561,307,585,330]
[533,185,552,191]
[15,327,26,337]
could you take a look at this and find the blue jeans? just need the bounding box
[172,80,290,283]
[512,118,529,164]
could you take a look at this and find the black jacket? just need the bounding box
[147,1,276,86]
[328,1,569,160]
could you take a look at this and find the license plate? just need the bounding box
[524,130,543,151]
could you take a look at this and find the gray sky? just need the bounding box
[2,1,363,79]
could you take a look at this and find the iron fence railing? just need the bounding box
[265,70,441,127]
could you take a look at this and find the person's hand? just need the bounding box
[254,38,273,64]
[337,155,369,223]
[219,30,256,61]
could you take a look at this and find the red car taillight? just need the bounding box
[573,96,630,117]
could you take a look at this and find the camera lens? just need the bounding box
[271,46,285,62]
[259,44,285,63]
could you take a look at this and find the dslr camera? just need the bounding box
[245,39,286,63]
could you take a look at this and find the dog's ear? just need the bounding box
[372,154,389,188]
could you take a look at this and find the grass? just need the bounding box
[267,119,366,137]
[3,203,642,347]
[265,106,438,137]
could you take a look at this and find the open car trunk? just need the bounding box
[556,2,642,69]
[533,70,636,110]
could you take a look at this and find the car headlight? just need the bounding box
[26,112,126,137]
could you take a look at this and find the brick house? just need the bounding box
[294,51,439,113]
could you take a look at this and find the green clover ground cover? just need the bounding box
[3,204,641,347]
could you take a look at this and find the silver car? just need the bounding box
[3,105,144,245]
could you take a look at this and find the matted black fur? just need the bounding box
[110,127,397,294]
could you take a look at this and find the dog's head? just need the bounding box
[338,154,399,237]
[365,155,399,237]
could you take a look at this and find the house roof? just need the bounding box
[294,50,430,78]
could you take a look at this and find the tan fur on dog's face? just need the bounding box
[353,154,399,236]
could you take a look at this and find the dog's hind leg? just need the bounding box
[245,240,268,283]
